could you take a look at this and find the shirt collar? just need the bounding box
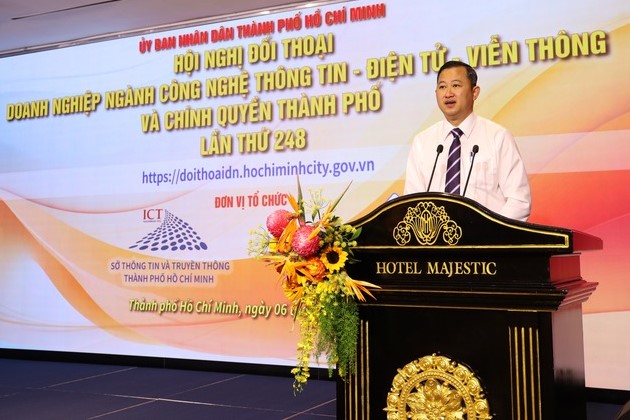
[443,112,477,137]
[442,113,476,141]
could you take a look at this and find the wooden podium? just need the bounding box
[338,193,602,419]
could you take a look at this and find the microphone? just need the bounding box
[462,145,479,197]
[426,144,444,192]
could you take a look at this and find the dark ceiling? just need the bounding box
[0,0,334,57]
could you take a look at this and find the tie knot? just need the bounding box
[451,128,463,139]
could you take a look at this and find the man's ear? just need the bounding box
[473,86,480,100]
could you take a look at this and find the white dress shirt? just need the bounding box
[404,113,531,221]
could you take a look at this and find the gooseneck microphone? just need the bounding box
[462,145,479,197]
[426,144,444,192]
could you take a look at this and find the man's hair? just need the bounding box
[437,61,478,87]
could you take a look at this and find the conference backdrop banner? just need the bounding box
[1,0,629,391]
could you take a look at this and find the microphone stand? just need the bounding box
[462,145,479,197]
[426,144,444,192]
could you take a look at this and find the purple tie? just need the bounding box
[445,128,463,194]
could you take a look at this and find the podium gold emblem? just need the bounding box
[384,354,492,419]
[393,202,462,246]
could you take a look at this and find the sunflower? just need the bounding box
[321,246,348,272]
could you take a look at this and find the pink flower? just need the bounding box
[292,225,321,257]
[266,209,293,238]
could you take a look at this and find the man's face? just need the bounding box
[435,66,479,125]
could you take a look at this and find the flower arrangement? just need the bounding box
[248,179,379,392]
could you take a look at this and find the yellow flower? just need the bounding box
[316,280,336,295]
[321,246,348,272]
[276,218,298,253]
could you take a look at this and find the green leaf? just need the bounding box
[296,175,305,224]
[329,181,352,213]
[350,227,362,241]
